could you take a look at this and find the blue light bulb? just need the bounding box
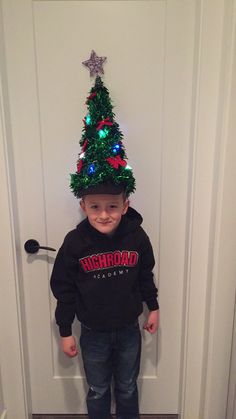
[112,144,121,153]
[88,163,95,175]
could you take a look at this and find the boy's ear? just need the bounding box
[80,199,86,212]
[122,199,129,215]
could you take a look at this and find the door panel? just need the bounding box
[3,0,195,414]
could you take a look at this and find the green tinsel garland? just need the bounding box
[70,76,136,198]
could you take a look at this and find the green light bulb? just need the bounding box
[86,114,91,125]
[98,128,108,139]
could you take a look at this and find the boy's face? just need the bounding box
[80,193,129,236]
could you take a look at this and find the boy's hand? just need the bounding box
[61,335,78,357]
[143,310,159,334]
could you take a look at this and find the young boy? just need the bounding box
[50,183,159,419]
[50,70,159,419]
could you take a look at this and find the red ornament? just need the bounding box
[77,160,83,173]
[107,156,127,169]
[96,118,113,131]
[86,92,97,102]
[82,139,88,152]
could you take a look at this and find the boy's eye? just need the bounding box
[110,205,118,209]
[90,205,99,209]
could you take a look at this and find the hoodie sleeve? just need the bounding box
[50,238,77,337]
[139,231,159,311]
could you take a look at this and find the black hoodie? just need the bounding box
[50,207,159,336]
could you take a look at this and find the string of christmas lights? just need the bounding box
[70,73,135,197]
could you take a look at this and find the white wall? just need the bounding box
[201,1,236,417]
[225,15,236,417]
[0,369,5,414]
[0,4,30,417]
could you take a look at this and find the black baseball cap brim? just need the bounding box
[78,181,125,197]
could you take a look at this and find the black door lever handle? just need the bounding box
[24,239,56,254]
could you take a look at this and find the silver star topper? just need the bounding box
[82,50,107,77]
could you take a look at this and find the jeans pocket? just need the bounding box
[81,323,92,331]
[134,319,140,328]
[132,319,140,328]
[80,323,92,348]
[125,320,140,333]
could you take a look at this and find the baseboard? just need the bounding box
[32,415,178,419]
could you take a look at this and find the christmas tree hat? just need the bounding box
[70,50,136,198]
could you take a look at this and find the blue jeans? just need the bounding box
[80,321,141,419]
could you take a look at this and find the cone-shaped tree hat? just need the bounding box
[70,51,136,198]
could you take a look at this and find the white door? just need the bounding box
[2,0,195,414]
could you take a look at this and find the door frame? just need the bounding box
[0,0,236,418]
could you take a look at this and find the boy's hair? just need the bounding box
[81,190,128,203]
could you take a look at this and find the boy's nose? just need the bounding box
[99,210,109,220]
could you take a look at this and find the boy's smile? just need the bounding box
[80,193,129,236]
